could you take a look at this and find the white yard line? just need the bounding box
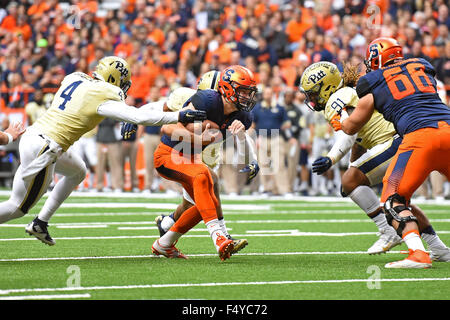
[2,230,450,242]
[0,293,91,300]
[1,278,449,295]
[1,251,389,262]
[58,203,270,211]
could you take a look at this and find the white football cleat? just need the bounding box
[151,239,188,259]
[385,249,432,269]
[25,218,55,246]
[429,247,450,262]
[367,228,402,255]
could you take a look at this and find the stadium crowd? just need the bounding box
[0,0,449,198]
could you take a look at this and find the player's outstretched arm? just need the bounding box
[341,94,375,135]
[0,121,26,145]
[98,100,206,126]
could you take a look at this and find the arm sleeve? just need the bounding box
[326,109,356,164]
[97,100,179,126]
[235,132,258,164]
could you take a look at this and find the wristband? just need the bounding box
[5,132,13,145]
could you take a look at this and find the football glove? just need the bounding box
[312,156,332,175]
[240,160,260,185]
[330,113,342,131]
[121,122,137,141]
[178,109,207,124]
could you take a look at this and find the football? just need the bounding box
[184,120,220,133]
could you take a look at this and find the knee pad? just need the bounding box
[384,193,417,237]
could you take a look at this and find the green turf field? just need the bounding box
[0,192,449,300]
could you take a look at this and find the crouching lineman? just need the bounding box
[0,56,206,245]
[300,61,450,259]
[150,65,259,261]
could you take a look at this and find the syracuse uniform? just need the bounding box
[340,37,450,267]
[356,57,450,203]
[151,65,258,261]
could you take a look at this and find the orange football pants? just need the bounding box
[154,143,218,224]
[381,121,450,203]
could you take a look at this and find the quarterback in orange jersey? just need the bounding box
[335,37,450,268]
[151,65,259,261]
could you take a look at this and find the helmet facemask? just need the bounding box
[300,83,326,112]
[233,82,258,112]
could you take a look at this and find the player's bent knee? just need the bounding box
[384,193,417,237]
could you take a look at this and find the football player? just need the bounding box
[0,56,206,245]
[301,61,450,259]
[150,65,259,261]
[122,70,250,254]
[336,37,450,268]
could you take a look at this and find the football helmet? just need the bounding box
[93,56,132,97]
[299,61,343,112]
[364,37,403,73]
[197,70,220,91]
[218,65,257,112]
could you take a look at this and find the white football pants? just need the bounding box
[0,127,86,224]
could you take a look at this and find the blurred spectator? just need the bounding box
[122,96,140,193]
[96,118,124,193]
[141,87,162,193]
[252,86,291,195]
[24,88,46,125]
[280,88,303,193]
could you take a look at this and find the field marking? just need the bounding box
[0,293,91,300]
[0,251,401,262]
[59,203,270,211]
[2,189,448,205]
[2,230,450,242]
[56,225,108,229]
[6,218,450,229]
[13,209,449,218]
[1,278,449,295]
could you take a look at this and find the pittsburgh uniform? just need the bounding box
[323,86,401,185]
[0,56,199,247]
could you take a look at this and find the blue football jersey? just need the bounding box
[161,89,253,151]
[356,58,450,137]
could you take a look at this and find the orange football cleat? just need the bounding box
[216,235,234,261]
[385,249,432,269]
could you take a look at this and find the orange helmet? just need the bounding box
[218,65,258,112]
[364,37,403,73]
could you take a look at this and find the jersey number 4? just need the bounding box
[382,63,436,100]
[58,80,82,110]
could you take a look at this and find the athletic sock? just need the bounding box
[206,219,225,250]
[403,230,426,252]
[161,214,175,232]
[421,226,448,250]
[218,217,230,237]
[158,230,182,247]
[371,211,391,231]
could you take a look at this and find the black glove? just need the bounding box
[240,160,260,185]
[312,156,332,175]
[178,109,207,124]
[121,122,137,141]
